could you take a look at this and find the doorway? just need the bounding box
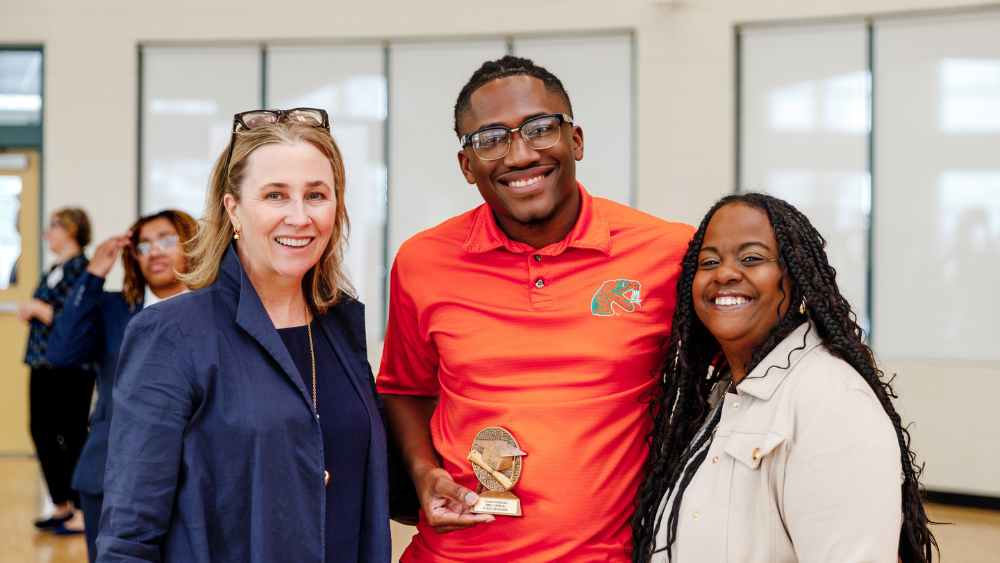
[0,149,41,453]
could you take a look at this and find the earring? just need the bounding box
[233,228,241,240]
[799,299,806,315]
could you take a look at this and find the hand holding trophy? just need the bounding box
[468,426,527,517]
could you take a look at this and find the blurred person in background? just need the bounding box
[98,111,394,563]
[47,209,197,562]
[17,207,96,535]
[630,193,936,563]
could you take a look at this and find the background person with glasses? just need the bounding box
[378,56,695,563]
[46,209,197,562]
[18,207,96,536]
[98,110,395,563]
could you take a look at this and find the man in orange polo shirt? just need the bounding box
[378,56,694,562]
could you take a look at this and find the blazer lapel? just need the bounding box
[316,313,377,423]
[226,250,317,417]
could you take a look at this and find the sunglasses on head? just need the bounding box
[223,108,331,172]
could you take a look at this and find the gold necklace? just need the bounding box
[306,307,316,414]
[305,306,329,487]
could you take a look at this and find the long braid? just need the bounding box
[755,195,936,561]
[631,193,937,562]
[631,205,725,563]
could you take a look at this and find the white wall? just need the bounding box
[1,0,996,495]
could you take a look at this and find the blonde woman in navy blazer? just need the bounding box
[98,110,395,563]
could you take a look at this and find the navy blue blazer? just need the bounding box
[97,246,392,563]
[48,272,143,495]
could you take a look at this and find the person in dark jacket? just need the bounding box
[17,207,96,534]
[97,111,393,563]
[48,209,197,562]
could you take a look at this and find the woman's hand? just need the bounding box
[87,233,131,278]
[18,299,53,325]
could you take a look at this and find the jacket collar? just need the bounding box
[461,182,611,256]
[221,244,317,416]
[736,322,823,402]
[220,244,377,423]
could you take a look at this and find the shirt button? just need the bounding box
[732,401,740,410]
[533,254,542,261]
[692,512,700,520]
[535,278,544,288]
[712,456,719,464]
[752,447,761,461]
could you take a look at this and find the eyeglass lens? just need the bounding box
[470,115,563,160]
[241,112,279,129]
[285,109,325,126]
[135,236,179,257]
[240,109,325,131]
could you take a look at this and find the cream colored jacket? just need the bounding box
[652,322,902,563]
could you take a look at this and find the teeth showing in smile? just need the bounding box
[276,237,312,247]
[714,296,748,306]
[507,174,545,188]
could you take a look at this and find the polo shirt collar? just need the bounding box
[461,182,611,256]
[736,321,823,401]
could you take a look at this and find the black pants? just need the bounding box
[29,366,95,507]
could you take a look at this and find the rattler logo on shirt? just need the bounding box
[590,279,642,316]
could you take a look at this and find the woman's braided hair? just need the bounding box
[630,193,936,562]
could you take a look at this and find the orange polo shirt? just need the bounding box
[378,184,694,563]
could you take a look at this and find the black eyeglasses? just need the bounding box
[223,108,331,173]
[461,113,573,161]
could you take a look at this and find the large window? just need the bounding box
[739,12,1000,362]
[513,34,633,206]
[141,46,261,217]
[872,13,1000,363]
[0,50,42,127]
[139,33,636,338]
[740,23,870,319]
[0,47,43,283]
[386,39,507,260]
[739,8,1000,497]
[266,44,387,343]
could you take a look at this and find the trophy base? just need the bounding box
[471,490,522,517]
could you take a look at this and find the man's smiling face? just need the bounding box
[457,75,584,230]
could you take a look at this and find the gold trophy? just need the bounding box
[468,426,527,517]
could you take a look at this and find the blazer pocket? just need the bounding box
[725,431,785,470]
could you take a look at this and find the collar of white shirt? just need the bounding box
[144,284,188,308]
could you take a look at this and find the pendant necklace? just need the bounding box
[305,306,329,487]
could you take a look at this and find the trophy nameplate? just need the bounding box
[468,426,527,517]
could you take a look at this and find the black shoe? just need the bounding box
[51,522,84,536]
[34,512,74,529]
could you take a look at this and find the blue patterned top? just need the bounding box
[24,253,94,369]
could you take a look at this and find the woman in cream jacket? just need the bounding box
[631,193,936,563]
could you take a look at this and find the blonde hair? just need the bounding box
[182,120,354,314]
[122,210,198,307]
